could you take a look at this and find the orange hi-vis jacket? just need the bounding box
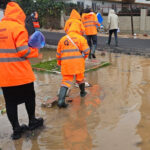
[0,2,39,87]
[82,12,100,35]
[64,9,85,35]
[32,12,40,28]
[57,23,90,75]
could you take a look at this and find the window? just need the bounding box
[92,2,97,11]
[77,2,84,8]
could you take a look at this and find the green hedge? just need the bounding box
[16,0,80,29]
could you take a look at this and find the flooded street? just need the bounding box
[1,49,150,150]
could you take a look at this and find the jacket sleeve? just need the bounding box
[107,15,111,29]
[80,22,85,35]
[64,20,71,34]
[56,40,62,66]
[64,21,68,33]
[14,26,39,58]
[79,37,90,59]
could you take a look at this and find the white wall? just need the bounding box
[135,0,150,4]
[65,0,122,13]
[65,0,92,8]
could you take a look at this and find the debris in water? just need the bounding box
[74,82,92,88]
[41,89,73,108]
[0,108,6,115]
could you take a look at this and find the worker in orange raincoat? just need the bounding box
[0,1,43,140]
[64,9,85,35]
[82,8,100,59]
[56,21,90,108]
[31,11,40,30]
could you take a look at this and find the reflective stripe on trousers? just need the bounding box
[61,73,85,88]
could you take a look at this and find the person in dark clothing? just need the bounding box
[25,15,35,36]
[31,11,40,30]
[82,8,100,59]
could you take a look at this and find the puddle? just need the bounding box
[0,49,150,150]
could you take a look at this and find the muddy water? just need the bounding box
[1,50,150,150]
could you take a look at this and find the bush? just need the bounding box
[16,0,80,29]
[17,0,64,29]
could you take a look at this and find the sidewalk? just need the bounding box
[41,29,150,57]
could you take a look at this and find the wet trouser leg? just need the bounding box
[76,73,87,97]
[91,35,97,58]
[25,96,35,121]
[86,35,92,59]
[2,88,20,129]
[5,102,19,129]
[114,29,118,46]
[108,30,113,45]
[24,84,43,130]
[61,75,74,88]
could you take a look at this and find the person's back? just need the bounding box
[108,9,119,30]
[0,2,38,86]
[82,11,100,35]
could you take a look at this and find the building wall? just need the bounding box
[102,15,150,34]
[135,0,150,4]
[145,17,150,32]
[65,0,122,13]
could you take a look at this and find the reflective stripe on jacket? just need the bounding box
[32,18,40,28]
[82,12,100,35]
[0,2,39,87]
[56,32,90,75]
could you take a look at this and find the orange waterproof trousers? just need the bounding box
[61,73,85,88]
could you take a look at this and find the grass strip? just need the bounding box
[32,59,111,73]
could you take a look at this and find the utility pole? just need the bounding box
[130,3,134,35]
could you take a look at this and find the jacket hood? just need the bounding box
[69,9,81,20]
[2,2,26,25]
[109,9,115,15]
[67,21,81,35]
[82,12,94,19]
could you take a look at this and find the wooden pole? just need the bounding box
[130,3,134,35]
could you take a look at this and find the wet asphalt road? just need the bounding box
[42,31,150,57]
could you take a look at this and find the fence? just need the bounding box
[61,9,150,34]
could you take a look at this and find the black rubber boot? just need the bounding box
[11,124,28,140]
[88,48,92,59]
[88,54,91,59]
[79,83,87,97]
[29,118,44,130]
[57,86,68,108]
[92,54,96,58]
[91,44,96,59]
